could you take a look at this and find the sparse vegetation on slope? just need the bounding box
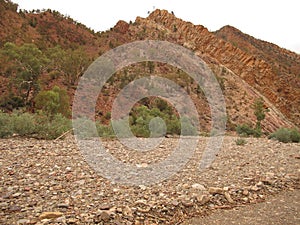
[269,127,300,143]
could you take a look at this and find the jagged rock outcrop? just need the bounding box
[125,9,299,130]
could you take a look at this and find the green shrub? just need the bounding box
[236,124,255,137]
[290,129,300,143]
[11,112,36,136]
[235,138,247,146]
[131,124,150,137]
[181,116,198,136]
[73,117,97,139]
[0,112,13,138]
[96,122,115,138]
[104,112,111,120]
[269,128,300,143]
[35,86,70,117]
[0,111,71,140]
[166,118,181,135]
[148,117,167,137]
[35,113,71,139]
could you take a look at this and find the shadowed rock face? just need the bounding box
[0,1,299,131]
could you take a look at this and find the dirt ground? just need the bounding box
[182,190,300,225]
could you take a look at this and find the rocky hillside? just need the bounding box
[0,0,299,132]
[0,0,99,55]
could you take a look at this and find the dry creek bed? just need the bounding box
[0,136,299,224]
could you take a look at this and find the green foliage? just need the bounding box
[126,99,198,137]
[173,24,178,32]
[96,122,115,138]
[254,98,266,122]
[35,113,71,140]
[290,129,300,143]
[45,46,90,85]
[236,98,268,138]
[34,86,70,117]
[98,99,186,138]
[73,117,98,139]
[104,112,111,120]
[35,89,59,115]
[11,112,36,136]
[1,0,18,12]
[181,116,198,136]
[216,75,225,91]
[269,128,300,143]
[0,42,49,105]
[0,112,13,138]
[29,17,37,28]
[0,111,71,139]
[253,97,268,135]
[147,61,155,74]
[166,117,181,135]
[0,93,25,110]
[235,138,247,146]
[236,124,255,137]
[43,45,89,82]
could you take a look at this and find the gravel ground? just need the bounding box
[182,190,300,225]
[0,136,299,224]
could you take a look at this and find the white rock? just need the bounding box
[192,183,206,190]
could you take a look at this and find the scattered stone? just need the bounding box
[242,190,249,196]
[97,211,111,222]
[17,219,29,225]
[0,136,299,224]
[181,199,194,207]
[75,180,85,186]
[57,203,69,208]
[242,197,249,202]
[256,181,263,187]
[123,206,133,218]
[39,212,63,220]
[192,183,206,191]
[9,205,22,212]
[224,192,234,203]
[196,194,210,205]
[182,183,190,189]
[139,185,147,191]
[137,206,151,213]
[0,202,9,209]
[208,187,223,195]
[12,192,22,198]
[55,216,66,223]
[171,200,179,206]
[250,186,260,191]
[67,218,78,224]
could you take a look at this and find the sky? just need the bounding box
[13,0,300,53]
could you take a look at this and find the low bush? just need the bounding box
[0,112,13,138]
[11,112,36,136]
[73,117,98,139]
[235,138,247,146]
[236,124,255,137]
[35,113,71,139]
[269,128,300,143]
[96,122,115,138]
[0,111,71,139]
